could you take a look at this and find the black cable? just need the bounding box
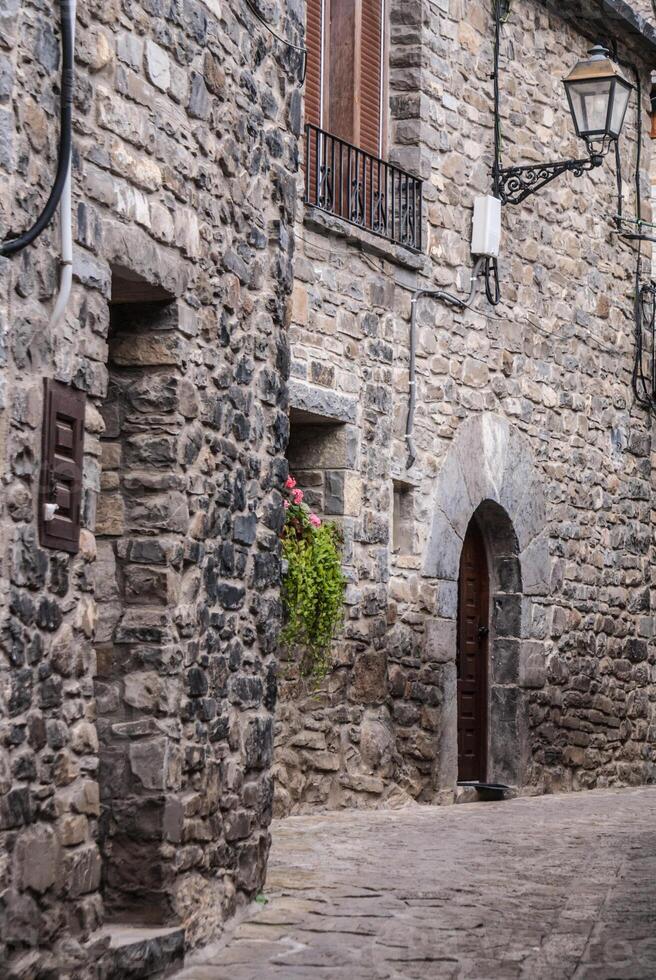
[244,0,307,83]
[614,139,623,230]
[483,256,501,306]
[632,281,656,412]
[624,63,656,414]
[1,0,75,257]
[633,66,642,222]
[492,0,502,197]
[488,1,511,305]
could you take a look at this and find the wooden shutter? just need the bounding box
[306,0,323,128]
[39,379,86,553]
[359,0,383,156]
[329,0,358,144]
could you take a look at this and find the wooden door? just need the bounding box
[457,519,489,782]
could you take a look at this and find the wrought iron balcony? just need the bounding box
[304,123,423,252]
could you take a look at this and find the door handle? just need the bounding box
[478,625,489,639]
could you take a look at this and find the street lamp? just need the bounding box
[494,45,632,206]
[564,45,632,150]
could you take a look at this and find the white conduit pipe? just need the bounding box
[49,0,76,332]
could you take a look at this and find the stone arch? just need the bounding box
[422,413,548,591]
[421,413,550,797]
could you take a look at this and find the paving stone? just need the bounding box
[174,789,656,979]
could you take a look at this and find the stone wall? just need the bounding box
[273,0,656,815]
[0,0,300,974]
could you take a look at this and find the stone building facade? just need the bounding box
[1,0,655,975]
[274,0,656,814]
[0,0,300,976]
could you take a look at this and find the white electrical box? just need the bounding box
[471,195,501,257]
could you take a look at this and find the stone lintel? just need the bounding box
[288,380,358,425]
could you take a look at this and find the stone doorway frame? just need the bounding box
[421,414,550,798]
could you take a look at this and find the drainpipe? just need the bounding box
[1,0,76,259]
[405,259,485,470]
[49,0,76,331]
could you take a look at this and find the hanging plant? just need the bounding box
[280,476,346,679]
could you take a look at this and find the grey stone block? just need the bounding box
[498,428,538,524]
[421,508,462,580]
[424,618,457,664]
[519,642,547,689]
[512,475,548,552]
[288,421,359,470]
[489,686,520,786]
[13,827,60,894]
[454,414,509,508]
[438,663,457,791]
[497,556,521,592]
[491,638,520,685]
[288,380,358,424]
[431,448,473,539]
[493,593,522,638]
[520,534,551,596]
[436,579,458,618]
[324,470,345,514]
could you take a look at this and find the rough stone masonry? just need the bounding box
[0,0,301,975]
[274,0,656,815]
[0,0,655,977]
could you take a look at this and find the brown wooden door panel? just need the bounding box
[39,378,86,554]
[457,520,489,782]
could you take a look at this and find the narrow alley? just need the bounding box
[175,788,656,979]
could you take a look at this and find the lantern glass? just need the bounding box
[563,45,632,145]
[566,78,613,136]
[609,79,632,137]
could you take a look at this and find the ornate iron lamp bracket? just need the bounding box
[493,154,604,206]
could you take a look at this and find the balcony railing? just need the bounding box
[304,123,423,252]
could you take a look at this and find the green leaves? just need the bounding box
[280,508,346,680]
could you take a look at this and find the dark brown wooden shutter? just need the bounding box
[39,379,85,553]
[305,0,323,128]
[329,0,358,144]
[359,0,383,156]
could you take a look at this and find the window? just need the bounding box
[304,0,422,251]
[392,481,414,554]
[306,0,386,156]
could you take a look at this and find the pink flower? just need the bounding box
[283,500,290,509]
[285,476,297,489]
[309,514,321,528]
[292,488,304,504]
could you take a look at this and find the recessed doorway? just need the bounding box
[457,517,489,782]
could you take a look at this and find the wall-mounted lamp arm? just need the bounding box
[493,154,604,206]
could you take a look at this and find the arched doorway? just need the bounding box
[422,414,550,797]
[455,499,526,788]
[457,517,489,782]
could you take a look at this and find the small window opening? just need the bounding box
[286,408,350,518]
[96,268,179,927]
[392,480,414,554]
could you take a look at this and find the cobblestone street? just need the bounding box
[175,788,656,980]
